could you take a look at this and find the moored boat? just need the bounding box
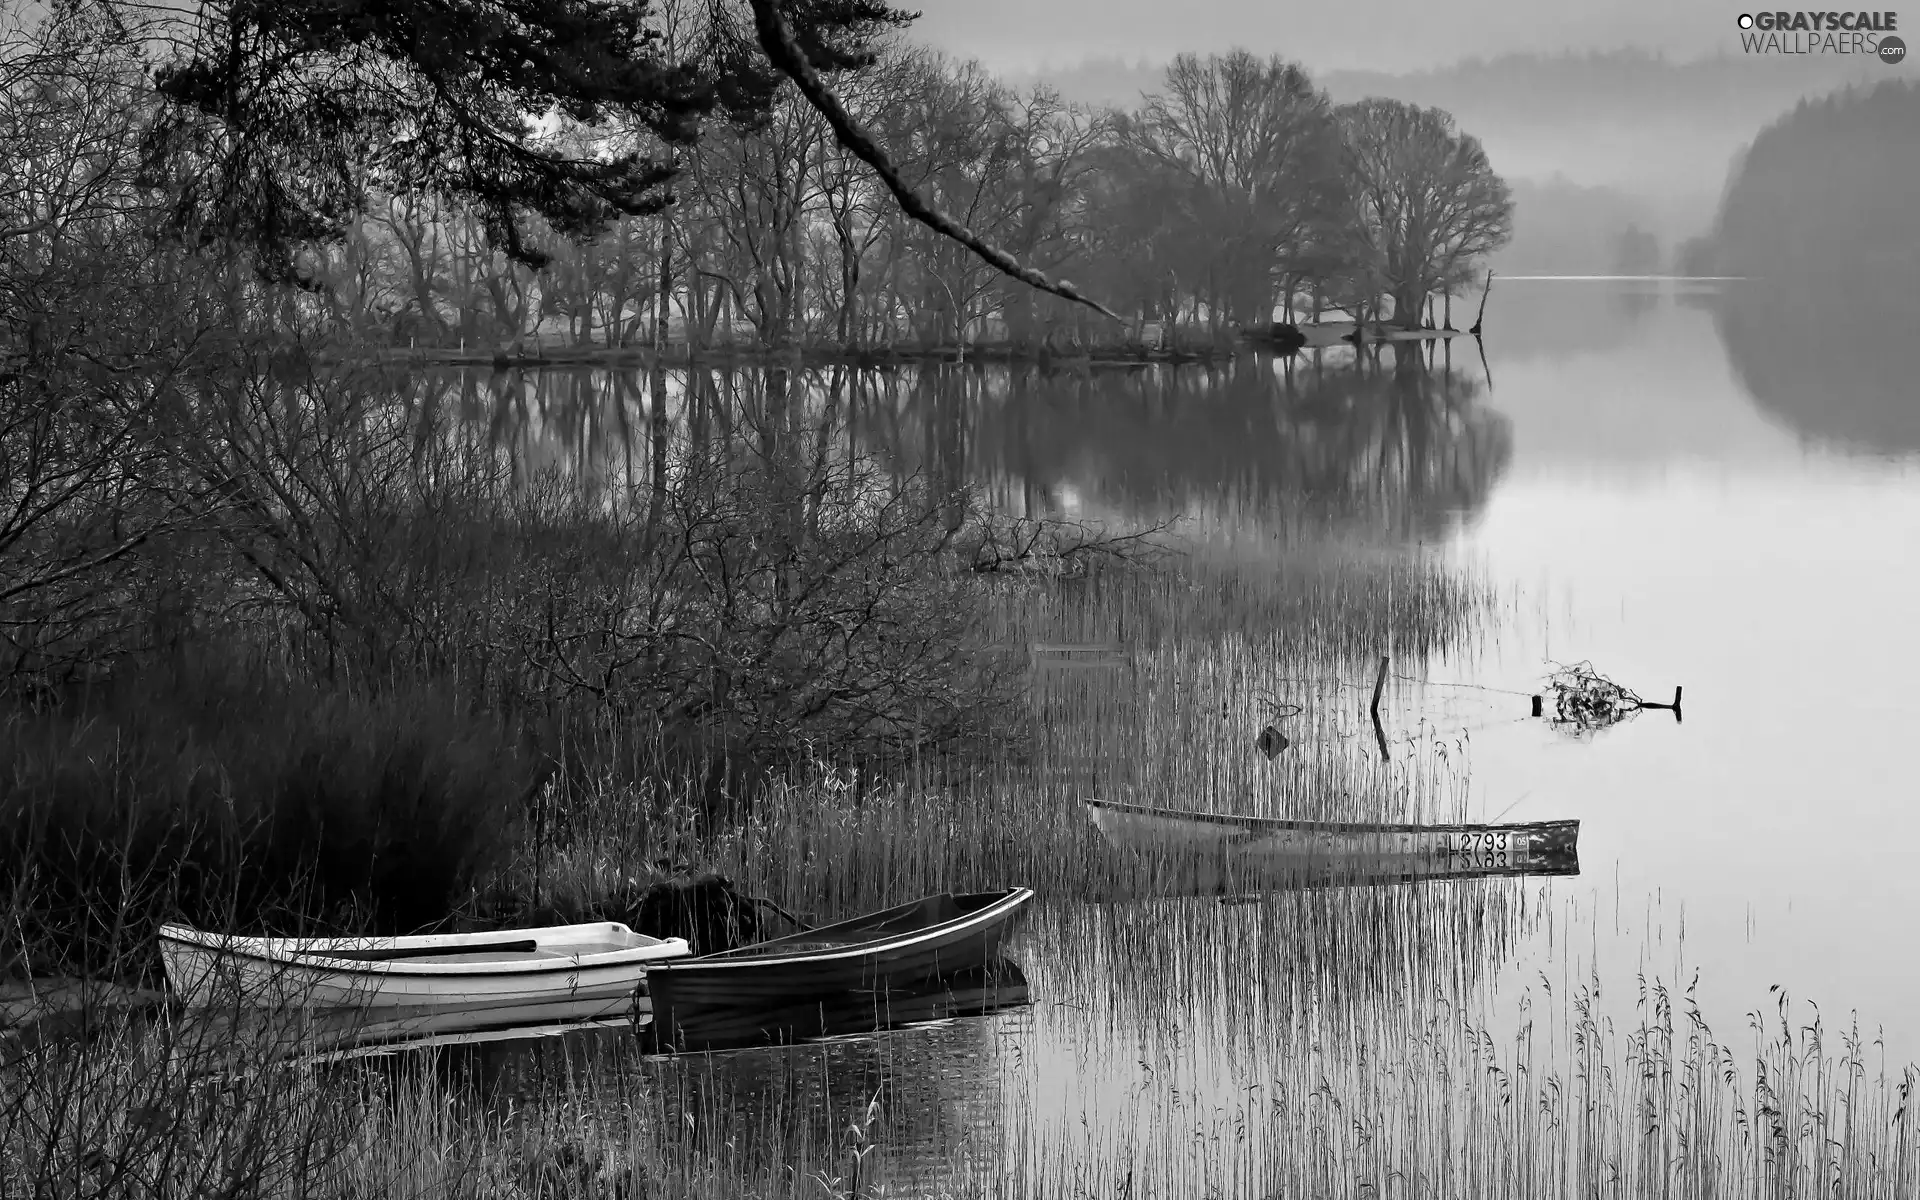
[157,922,691,1022]
[1085,799,1578,880]
[645,888,1033,1050]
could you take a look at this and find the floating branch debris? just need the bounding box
[1542,660,1683,733]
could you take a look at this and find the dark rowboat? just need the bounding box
[644,888,1032,1051]
[1085,799,1579,886]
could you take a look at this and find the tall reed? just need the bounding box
[15,894,1892,1199]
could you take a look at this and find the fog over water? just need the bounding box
[913,0,1739,74]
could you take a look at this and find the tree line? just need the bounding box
[304,47,1513,350]
[4,3,1513,360]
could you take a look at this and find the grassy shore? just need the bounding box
[10,896,1914,1198]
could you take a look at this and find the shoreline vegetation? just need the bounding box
[9,896,1918,1198]
[338,319,1483,370]
[6,0,1918,1192]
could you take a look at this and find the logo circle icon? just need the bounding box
[1881,35,1907,64]
[1737,13,1754,28]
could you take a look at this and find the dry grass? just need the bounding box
[493,549,1491,924]
[13,890,1903,1199]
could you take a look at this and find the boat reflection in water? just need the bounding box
[215,954,1028,1070]
[640,955,1031,1055]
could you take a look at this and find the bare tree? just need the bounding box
[873,53,1033,349]
[689,86,831,348]
[0,4,228,683]
[1337,98,1513,329]
[810,48,916,348]
[989,86,1110,348]
[1120,52,1347,331]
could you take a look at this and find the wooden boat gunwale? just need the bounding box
[649,888,1034,974]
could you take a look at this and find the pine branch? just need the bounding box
[748,0,1121,323]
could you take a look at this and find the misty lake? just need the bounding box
[404,275,1920,1190]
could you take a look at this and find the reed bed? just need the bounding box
[504,672,1486,926]
[16,884,1909,1199]
[0,1001,495,1200]
[507,552,1492,925]
[983,537,1494,677]
[984,894,1920,1199]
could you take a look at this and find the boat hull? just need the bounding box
[1085,799,1579,887]
[646,888,1033,1049]
[157,922,690,1015]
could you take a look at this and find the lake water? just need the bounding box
[1001,277,1917,1185]
[1447,278,1920,1064]
[416,277,1920,1189]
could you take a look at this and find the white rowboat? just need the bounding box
[158,922,691,1023]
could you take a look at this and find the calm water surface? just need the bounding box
[1445,278,1920,1063]
[439,277,1920,1183]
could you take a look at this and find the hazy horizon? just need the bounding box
[910,0,1745,75]
[905,8,1898,254]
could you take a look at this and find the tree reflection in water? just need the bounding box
[413,345,1511,550]
[936,344,1512,544]
[1718,273,1920,456]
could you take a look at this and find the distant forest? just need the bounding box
[1706,79,1920,280]
[1014,49,1885,276]
[1706,81,1920,452]
[1499,176,1663,276]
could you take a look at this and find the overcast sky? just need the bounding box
[911,0,1737,75]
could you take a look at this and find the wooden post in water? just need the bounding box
[1469,270,1494,337]
[1370,656,1390,761]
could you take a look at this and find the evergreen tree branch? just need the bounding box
[747,0,1122,322]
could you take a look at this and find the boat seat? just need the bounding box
[381,948,573,965]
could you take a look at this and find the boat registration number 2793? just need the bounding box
[1438,831,1531,866]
